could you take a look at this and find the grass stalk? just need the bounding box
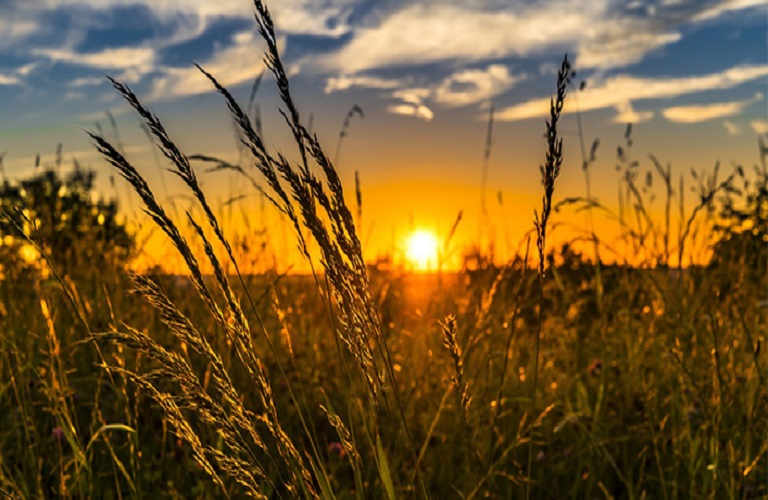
[527,54,572,498]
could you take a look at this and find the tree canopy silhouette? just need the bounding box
[0,166,133,277]
[710,159,767,286]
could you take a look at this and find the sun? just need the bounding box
[405,229,439,271]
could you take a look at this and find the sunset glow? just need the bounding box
[405,229,439,271]
[0,0,764,272]
[0,1,764,497]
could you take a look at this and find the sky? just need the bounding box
[0,0,766,271]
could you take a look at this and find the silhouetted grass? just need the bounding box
[0,0,765,498]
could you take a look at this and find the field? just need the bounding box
[0,2,766,498]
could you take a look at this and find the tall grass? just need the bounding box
[85,0,429,496]
[0,0,765,497]
[528,54,572,498]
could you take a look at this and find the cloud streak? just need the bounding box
[722,120,740,136]
[1,0,765,122]
[387,103,434,122]
[33,47,156,70]
[1,0,359,94]
[0,74,21,85]
[325,74,405,94]
[750,119,768,135]
[496,64,768,122]
[434,65,524,106]
[692,0,766,22]
[662,94,762,123]
[318,0,766,75]
[150,30,271,99]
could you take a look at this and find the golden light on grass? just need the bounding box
[19,243,40,264]
[405,229,438,271]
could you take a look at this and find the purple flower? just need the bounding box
[52,426,65,442]
[328,442,345,457]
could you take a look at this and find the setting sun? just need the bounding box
[405,229,439,271]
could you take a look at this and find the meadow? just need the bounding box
[0,1,766,498]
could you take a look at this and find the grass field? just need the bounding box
[0,1,766,498]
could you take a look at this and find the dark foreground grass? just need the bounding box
[1,260,765,498]
[0,0,766,497]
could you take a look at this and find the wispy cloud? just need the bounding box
[2,0,765,117]
[0,62,40,86]
[318,0,766,75]
[325,74,405,93]
[662,94,762,123]
[328,64,523,119]
[30,0,358,38]
[722,120,740,136]
[32,47,156,70]
[318,3,587,74]
[0,15,39,49]
[387,103,434,122]
[576,27,681,69]
[692,0,766,22]
[150,30,270,99]
[0,74,21,86]
[70,76,107,88]
[750,119,768,135]
[270,0,358,37]
[387,88,433,121]
[434,65,523,106]
[614,102,654,124]
[496,64,768,122]
[1,0,358,94]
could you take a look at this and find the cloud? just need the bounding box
[330,64,522,120]
[150,30,270,99]
[0,74,21,85]
[496,64,768,122]
[387,88,434,120]
[325,74,404,93]
[30,0,358,38]
[387,103,434,121]
[0,15,39,49]
[4,0,766,113]
[270,0,358,37]
[750,119,768,134]
[16,62,38,76]
[662,92,762,123]
[1,0,357,92]
[318,0,766,75]
[318,3,588,74]
[662,100,751,123]
[70,76,107,88]
[33,46,156,70]
[392,88,431,106]
[614,102,654,124]
[722,120,740,136]
[434,65,523,106]
[0,62,40,86]
[576,28,681,69]
[692,0,766,22]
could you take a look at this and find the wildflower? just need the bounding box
[328,442,345,458]
[52,426,65,443]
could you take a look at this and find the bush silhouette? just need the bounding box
[0,166,133,277]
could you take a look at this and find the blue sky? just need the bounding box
[1,0,764,122]
[0,0,766,266]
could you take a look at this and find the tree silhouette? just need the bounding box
[710,161,767,286]
[0,166,133,277]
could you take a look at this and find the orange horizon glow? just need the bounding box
[124,202,726,275]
